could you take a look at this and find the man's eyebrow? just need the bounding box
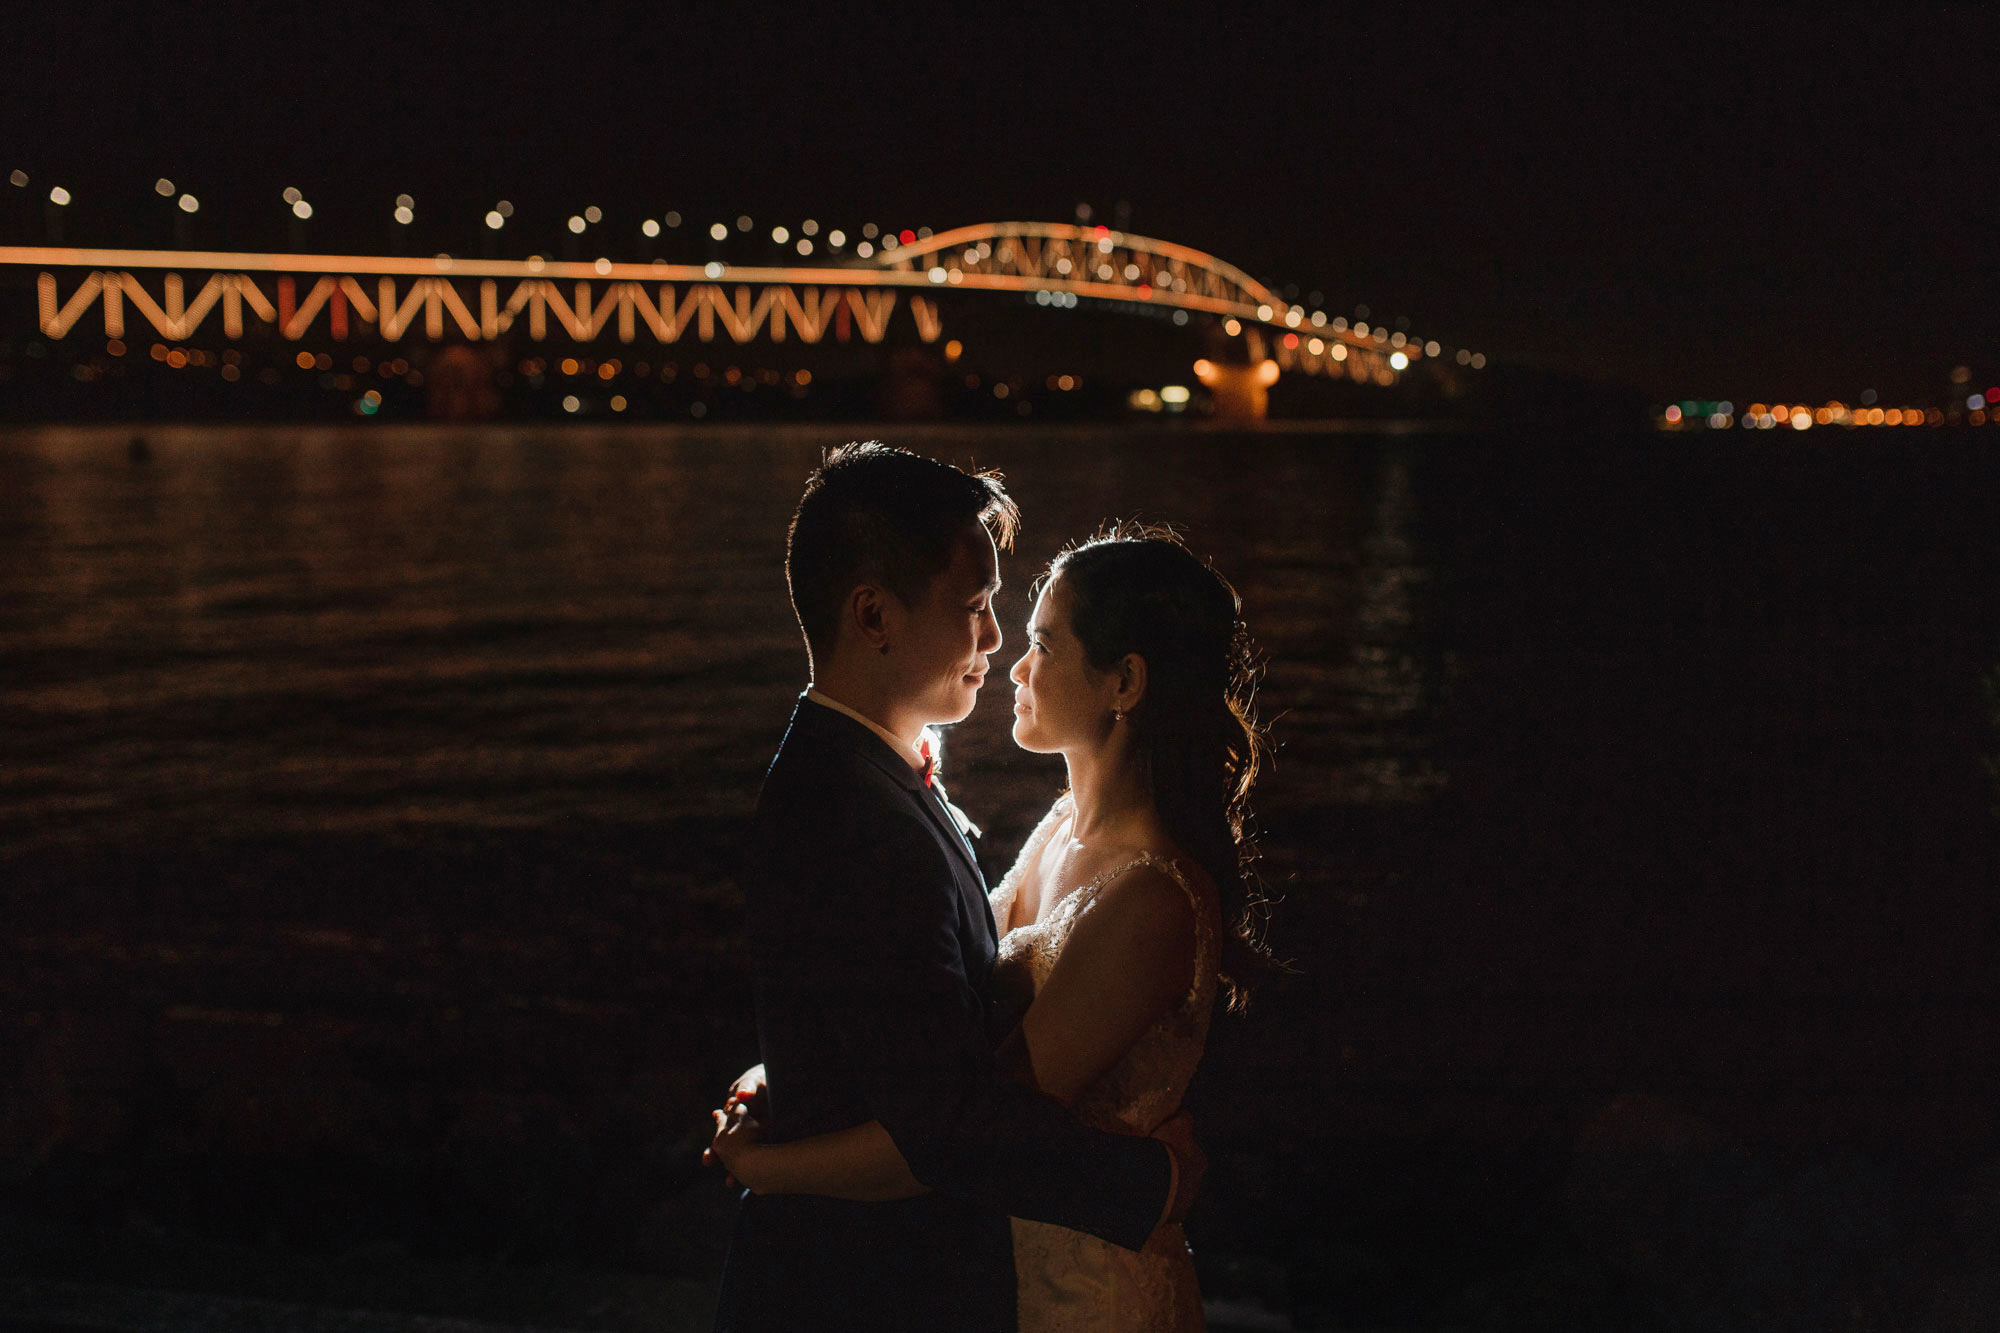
[981,576,1002,594]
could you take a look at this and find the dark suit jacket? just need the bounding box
[712,698,1172,1331]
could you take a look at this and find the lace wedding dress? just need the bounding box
[987,794,1219,1333]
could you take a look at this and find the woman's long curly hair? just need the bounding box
[1046,522,1278,1011]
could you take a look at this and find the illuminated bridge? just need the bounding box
[1,223,1483,419]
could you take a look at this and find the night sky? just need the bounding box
[8,4,1996,403]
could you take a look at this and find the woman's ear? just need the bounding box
[1111,652,1148,713]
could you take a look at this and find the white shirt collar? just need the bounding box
[804,688,927,772]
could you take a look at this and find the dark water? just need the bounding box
[4,423,1998,1328]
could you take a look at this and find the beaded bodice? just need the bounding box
[987,795,1219,1136]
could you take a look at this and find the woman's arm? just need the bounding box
[709,1108,926,1202]
[997,865,1199,1106]
[709,865,1199,1197]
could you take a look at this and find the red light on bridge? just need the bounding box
[1282,333,1299,349]
[899,229,916,245]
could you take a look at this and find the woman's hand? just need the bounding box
[706,1101,769,1192]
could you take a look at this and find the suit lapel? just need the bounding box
[791,700,995,948]
[912,781,983,885]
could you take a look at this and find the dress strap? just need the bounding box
[1064,853,1217,1011]
[1070,852,1160,912]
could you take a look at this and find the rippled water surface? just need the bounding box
[0,424,1442,853]
[5,422,1999,1326]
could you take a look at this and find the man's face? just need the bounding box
[892,521,1003,727]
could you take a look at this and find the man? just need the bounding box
[710,442,1194,1331]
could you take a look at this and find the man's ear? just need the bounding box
[848,583,893,654]
[1111,653,1148,713]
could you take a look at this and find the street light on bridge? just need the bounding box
[46,184,70,245]
[284,187,312,250]
[392,194,414,254]
[482,200,512,258]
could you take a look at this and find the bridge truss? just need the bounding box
[2,223,1449,386]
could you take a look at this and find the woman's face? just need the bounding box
[1008,573,1117,754]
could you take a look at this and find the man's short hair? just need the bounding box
[787,441,1019,656]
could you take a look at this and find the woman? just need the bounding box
[711,524,1274,1330]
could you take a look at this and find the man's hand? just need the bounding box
[706,1101,768,1192]
[702,1064,767,1186]
[1152,1109,1206,1224]
[725,1062,767,1118]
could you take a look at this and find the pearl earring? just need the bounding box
[1112,708,1125,723]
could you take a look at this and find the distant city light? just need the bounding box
[861,223,878,238]
[797,238,814,256]
[771,226,789,243]
[856,241,874,258]
[485,211,505,230]
[569,216,587,234]
[394,205,414,225]
[664,211,681,228]
[395,194,414,209]
[178,193,198,213]
[828,230,845,247]
[48,186,70,206]
[641,218,660,237]
[154,178,174,197]
[1160,385,1192,405]
[1424,340,1441,357]
[736,215,752,231]
[1469,353,1486,369]
[703,261,724,278]
[709,222,728,241]
[801,219,818,236]
[8,170,27,188]
[496,200,514,218]
[283,187,302,205]
[584,206,602,224]
[562,395,581,413]
[1223,318,1241,336]
[1664,404,1683,424]
[1389,351,1409,370]
[293,200,313,220]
